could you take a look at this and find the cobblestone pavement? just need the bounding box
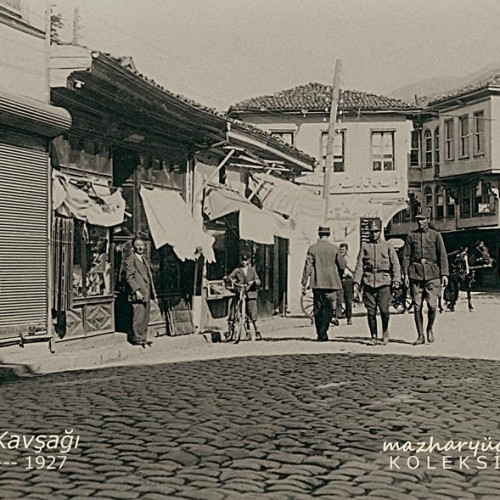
[1,354,500,499]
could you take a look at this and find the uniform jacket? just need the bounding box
[301,240,346,290]
[403,228,449,281]
[353,239,401,288]
[228,265,260,299]
[123,253,156,302]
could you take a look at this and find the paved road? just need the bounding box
[1,353,500,499]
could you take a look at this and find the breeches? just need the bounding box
[363,285,391,316]
[410,278,441,311]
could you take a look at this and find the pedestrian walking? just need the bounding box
[123,237,157,347]
[301,225,346,341]
[227,252,262,341]
[336,242,355,325]
[353,219,401,345]
[402,207,449,345]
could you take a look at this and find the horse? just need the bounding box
[443,240,494,312]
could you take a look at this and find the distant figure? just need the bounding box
[336,243,355,325]
[353,219,401,345]
[403,208,448,345]
[123,238,156,347]
[301,225,346,341]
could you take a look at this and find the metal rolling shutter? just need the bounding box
[0,142,48,337]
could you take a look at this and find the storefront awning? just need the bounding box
[140,187,215,262]
[53,170,126,227]
[204,188,280,244]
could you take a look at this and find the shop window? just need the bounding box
[445,119,454,160]
[424,186,433,210]
[321,130,345,172]
[459,115,470,158]
[424,130,433,168]
[474,111,485,155]
[73,223,112,299]
[446,192,455,218]
[435,186,444,219]
[371,131,394,171]
[460,186,472,217]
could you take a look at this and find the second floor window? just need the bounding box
[321,130,345,172]
[424,130,433,168]
[445,119,454,160]
[371,131,394,171]
[434,127,440,175]
[435,186,444,218]
[474,111,484,155]
[410,130,420,168]
[459,115,470,158]
[270,131,294,145]
[424,186,433,210]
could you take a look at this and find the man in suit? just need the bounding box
[403,207,448,345]
[227,252,262,342]
[336,242,355,326]
[123,238,156,347]
[353,219,401,345]
[302,225,346,341]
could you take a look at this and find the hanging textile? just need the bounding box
[52,216,74,312]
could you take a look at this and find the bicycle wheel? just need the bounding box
[301,290,314,320]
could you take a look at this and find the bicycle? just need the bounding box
[225,278,255,344]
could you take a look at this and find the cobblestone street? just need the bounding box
[1,351,500,499]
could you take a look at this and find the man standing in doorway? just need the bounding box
[123,237,156,347]
[353,219,401,345]
[302,225,346,341]
[403,207,449,345]
[336,242,355,325]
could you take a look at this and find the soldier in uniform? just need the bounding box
[402,207,449,345]
[302,225,346,341]
[353,219,401,345]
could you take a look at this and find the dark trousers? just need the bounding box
[336,276,354,320]
[363,285,391,337]
[313,289,338,340]
[132,300,151,342]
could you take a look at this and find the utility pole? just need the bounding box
[72,4,82,45]
[323,59,342,223]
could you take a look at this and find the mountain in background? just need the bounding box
[389,61,500,104]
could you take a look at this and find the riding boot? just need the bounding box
[381,312,390,345]
[413,309,425,345]
[367,314,378,345]
[426,309,436,343]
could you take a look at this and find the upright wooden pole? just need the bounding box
[323,59,342,223]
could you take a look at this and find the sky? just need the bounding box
[54,0,500,111]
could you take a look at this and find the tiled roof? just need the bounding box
[429,73,500,106]
[229,82,415,113]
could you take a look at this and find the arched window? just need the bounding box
[424,130,432,168]
[435,186,444,219]
[434,127,440,175]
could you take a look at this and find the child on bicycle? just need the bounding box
[227,252,262,341]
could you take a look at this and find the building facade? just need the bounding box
[0,0,71,346]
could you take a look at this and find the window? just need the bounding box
[435,186,444,219]
[321,130,345,172]
[371,131,394,171]
[460,187,471,217]
[410,130,420,168]
[424,130,433,168]
[424,186,433,210]
[472,181,496,215]
[445,119,454,160]
[446,191,455,218]
[474,111,484,155]
[270,131,294,145]
[459,115,470,158]
[434,127,440,175]
[73,223,111,299]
